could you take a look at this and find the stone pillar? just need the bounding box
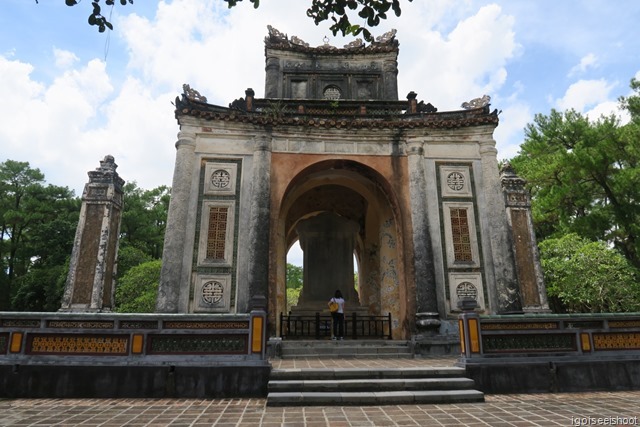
[264,56,281,98]
[407,141,439,314]
[500,162,550,313]
[60,155,124,312]
[479,137,523,313]
[383,58,399,100]
[247,136,272,311]
[295,212,360,310]
[157,132,196,313]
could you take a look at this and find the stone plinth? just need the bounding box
[60,155,124,312]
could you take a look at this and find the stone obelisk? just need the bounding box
[60,155,124,312]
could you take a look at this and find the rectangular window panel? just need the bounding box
[450,208,473,262]
[206,207,228,260]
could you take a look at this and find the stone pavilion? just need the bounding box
[156,27,548,339]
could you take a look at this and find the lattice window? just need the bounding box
[450,208,473,262]
[206,207,228,260]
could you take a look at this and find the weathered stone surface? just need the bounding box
[60,155,124,312]
[160,29,543,341]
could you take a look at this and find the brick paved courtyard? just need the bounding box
[1,392,639,427]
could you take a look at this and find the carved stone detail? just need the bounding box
[461,95,490,110]
[376,29,397,44]
[290,35,309,47]
[344,39,364,49]
[182,84,207,103]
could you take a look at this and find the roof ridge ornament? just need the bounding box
[375,29,397,44]
[267,25,288,43]
[290,35,309,48]
[461,95,491,110]
[343,39,364,49]
[183,84,207,103]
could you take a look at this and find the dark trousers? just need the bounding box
[332,312,344,338]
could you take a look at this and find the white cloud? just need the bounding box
[53,48,80,69]
[494,101,532,160]
[398,4,519,110]
[568,53,598,77]
[585,101,630,124]
[0,1,547,195]
[555,78,617,112]
[0,54,116,195]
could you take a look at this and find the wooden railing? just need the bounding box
[279,312,392,340]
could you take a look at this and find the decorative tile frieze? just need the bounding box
[147,334,247,354]
[481,322,559,331]
[609,320,640,328]
[163,321,249,330]
[47,320,114,329]
[26,334,129,355]
[483,333,576,353]
[119,320,159,330]
[0,319,40,328]
[593,332,640,350]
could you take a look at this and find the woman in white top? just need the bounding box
[329,289,345,340]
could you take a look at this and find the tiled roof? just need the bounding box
[174,94,499,130]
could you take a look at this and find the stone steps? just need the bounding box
[267,366,484,406]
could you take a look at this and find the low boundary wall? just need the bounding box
[0,311,269,398]
[457,311,640,393]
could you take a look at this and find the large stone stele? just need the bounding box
[292,212,362,314]
[60,155,124,312]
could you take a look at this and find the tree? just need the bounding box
[119,182,170,260]
[286,263,303,290]
[62,0,413,41]
[114,260,161,313]
[285,263,302,312]
[539,234,640,313]
[0,160,80,310]
[509,78,640,268]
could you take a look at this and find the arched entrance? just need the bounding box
[270,158,412,339]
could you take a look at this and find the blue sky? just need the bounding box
[2,1,639,266]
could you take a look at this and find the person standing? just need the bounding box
[329,290,345,340]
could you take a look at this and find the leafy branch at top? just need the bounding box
[63,0,134,33]
[55,0,411,40]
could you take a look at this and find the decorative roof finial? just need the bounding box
[461,95,491,110]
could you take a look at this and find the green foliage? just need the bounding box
[0,160,80,310]
[286,263,303,289]
[539,234,640,313]
[120,182,170,259]
[286,287,301,313]
[510,78,640,268]
[115,260,161,313]
[116,245,153,280]
[285,263,303,312]
[12,260,69,312]
[61,0,134,33]
[305,0,412,42]
[64,0,412,41]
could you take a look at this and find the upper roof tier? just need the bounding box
[173,28,498,130]
[264,26,399,100]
